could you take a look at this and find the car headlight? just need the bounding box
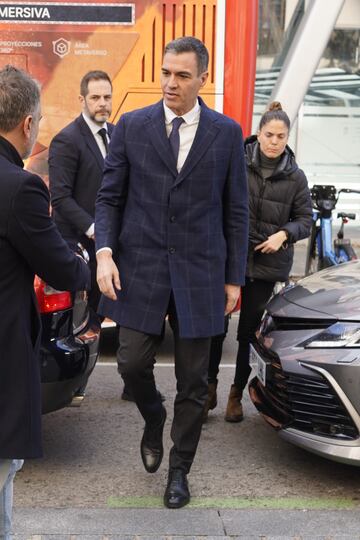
[259,312,276,335]
[300,322,360,348]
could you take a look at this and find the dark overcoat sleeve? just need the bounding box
[223,123,249,286]
[49,130,94,234]
[95,115,129,252]
[9,173,91,291]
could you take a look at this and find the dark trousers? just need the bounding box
[207,315,229,384]
[208,277,275,392]
[117,297,211,474]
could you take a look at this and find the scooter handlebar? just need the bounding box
[337,212,356,220]
[338,189,360,195]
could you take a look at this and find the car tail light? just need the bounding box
[34,276,72,313]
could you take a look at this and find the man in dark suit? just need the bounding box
[95,37,249,508]
[49,70,114,319]
[0,65,90,537]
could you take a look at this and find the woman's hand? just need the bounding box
[254,230,288,254]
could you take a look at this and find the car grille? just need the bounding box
[272,315,334,331]
[253,344,359,441]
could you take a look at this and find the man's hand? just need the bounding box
[224,283,241,315]
[254,230,287,254]
[96,251,121,301]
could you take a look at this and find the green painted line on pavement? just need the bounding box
[107,496,357,510]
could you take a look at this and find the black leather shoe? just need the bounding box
[164,469,190,509]
[140,406,166,473]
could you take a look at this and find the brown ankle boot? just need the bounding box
[202,381,218,422]
[225,384,244,423]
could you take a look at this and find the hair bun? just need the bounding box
[268,101,283,112]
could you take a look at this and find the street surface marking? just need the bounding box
[97,363,236,368]
[107,496,356,509]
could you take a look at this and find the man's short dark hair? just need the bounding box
[164,36,209,75]
[80,70,112,97]
[0,65,40,133]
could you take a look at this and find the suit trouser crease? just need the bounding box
[117,310,210,474]
[208,277,275,391]
[0,459,23,539]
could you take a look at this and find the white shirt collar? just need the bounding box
[163,99,201,125]
[82,112,107,135]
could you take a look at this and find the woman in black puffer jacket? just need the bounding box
[204,101,312,423]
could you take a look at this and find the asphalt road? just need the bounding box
[13,228,360,537]
[15,317,360,511]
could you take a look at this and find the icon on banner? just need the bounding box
[52,38,71,58]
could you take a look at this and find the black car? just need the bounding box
[34,273,100,413]
[249,260,360,466]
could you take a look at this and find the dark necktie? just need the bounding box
[98,127,109,155]
[169,117,184,163]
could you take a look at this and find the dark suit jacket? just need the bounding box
[0,136,90,459]
[95,98,249,338]
[48,114,114,244]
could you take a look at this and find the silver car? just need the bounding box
[249,260,360,466]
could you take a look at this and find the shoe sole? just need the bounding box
[164,496,190,509]
[225,415,244,423]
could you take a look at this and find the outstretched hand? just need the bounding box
[254,230,287,254]
[96,251,121,301]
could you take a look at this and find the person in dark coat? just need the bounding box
[0,65,90,538]
[48,70,114,320]
[204,101,312,423]
[95,37,249,508]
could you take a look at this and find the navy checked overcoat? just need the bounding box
[95,98,248,338]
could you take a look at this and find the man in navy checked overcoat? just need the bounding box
[95,37,248,508]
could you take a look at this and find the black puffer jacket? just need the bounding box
[245,135,312,282]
